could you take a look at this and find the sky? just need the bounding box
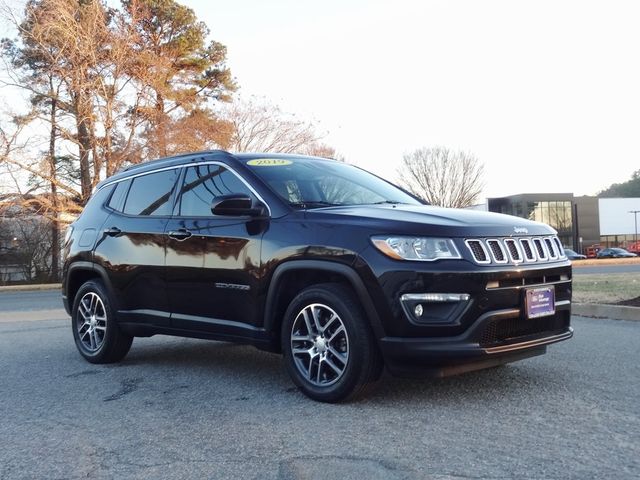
[1,0,638,201]
[186,0,640,200]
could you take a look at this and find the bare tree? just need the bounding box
[223,97,334,155]
[398,146,484,208]
[303,143,344,161]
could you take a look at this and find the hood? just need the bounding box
[304,204,555,237]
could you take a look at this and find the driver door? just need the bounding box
[165,163,266,335]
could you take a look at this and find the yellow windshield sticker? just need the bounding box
[247,158,293,166]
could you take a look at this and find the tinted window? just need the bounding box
[123,169,179,216]
[178,165,254,217]
[107,180,131,212]
[245,158,421,208]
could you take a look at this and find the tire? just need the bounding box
[71,279,133,364]
[281,283,383,402]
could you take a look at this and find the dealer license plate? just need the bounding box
[525,286,555,319]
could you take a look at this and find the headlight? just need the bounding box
[371,236,462,261]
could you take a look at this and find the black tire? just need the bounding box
[71,279,133,364]
[281,283,383,402]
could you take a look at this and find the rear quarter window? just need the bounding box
[106,180,131,212]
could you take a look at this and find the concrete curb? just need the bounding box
[0,309,68,323]
[573,303,640,322]
[0,283,61,292]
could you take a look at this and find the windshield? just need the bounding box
[244,157,422,208]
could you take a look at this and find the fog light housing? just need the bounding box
[400,293,471,325]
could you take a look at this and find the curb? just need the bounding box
[0,309,68,323]
[573,303,640,322]
[0,284,61,292]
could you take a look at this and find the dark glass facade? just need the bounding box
[488,194,575,248]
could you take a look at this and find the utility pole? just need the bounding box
[630,210,640,250]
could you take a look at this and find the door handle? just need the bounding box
[103,226,122,237]
[168,228,192,241]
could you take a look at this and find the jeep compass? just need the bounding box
[62,151,573,402]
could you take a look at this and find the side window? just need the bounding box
[107,180,131,212]
[178,165,255,217]
[123,169,179,216]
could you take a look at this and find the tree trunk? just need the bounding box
[49,83,59,282]
[156,94,167,157]
[76,95,93,203]
[104,95,114,177]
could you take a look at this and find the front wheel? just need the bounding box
[71,279,133,363]
[281,283,383,402]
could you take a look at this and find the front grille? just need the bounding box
[520,239,535,261]
[465,236,565,265]
[479,313,570,347]
[504,239,521,262]
[487,273,569,289]
[487,240,506,262]
[553,237,563,256]
[466,240,489,263]
[545,238,558,259]
[533,238,547,260]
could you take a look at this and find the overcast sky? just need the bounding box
[189,0,640,200]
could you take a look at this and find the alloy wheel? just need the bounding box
[290,303,349,387]
[76,292,107,352]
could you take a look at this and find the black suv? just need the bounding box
[62,151,572,402]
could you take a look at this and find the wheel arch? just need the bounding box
[65,262,118,314]
[263,260,385,350]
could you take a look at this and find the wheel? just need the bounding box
[71,279,133,363]
[281,283,383,402]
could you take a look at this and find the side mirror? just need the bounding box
[211,193,268,217]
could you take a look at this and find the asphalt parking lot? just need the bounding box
[0,292,638,479]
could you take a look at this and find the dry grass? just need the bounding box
[572,273,640,304]
[572,257,640,268]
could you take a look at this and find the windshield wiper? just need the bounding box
[289,201,344,209]
[370,200,403,205]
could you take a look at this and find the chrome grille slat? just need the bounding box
[544,238,558,259]
[486,239,508,263]
[533,238,547,260]
[503,239,522,263]
[465,240,490,264]
[520,239,535,261]
[553,237,566,258]
[465,236,564,265]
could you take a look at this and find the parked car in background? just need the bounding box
[563,248,586,260]
[627,241,640,254]
[596,247,638,259]
[584,244,602,258]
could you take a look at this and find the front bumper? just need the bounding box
[379,300,573,377]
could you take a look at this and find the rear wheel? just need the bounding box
[72,279,133,363]
[281,283,383,402]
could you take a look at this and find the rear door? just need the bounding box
[94,168,180,326]
[165,162,266,335]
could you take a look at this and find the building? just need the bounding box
[0,194,77,285]
[486,193,640,253]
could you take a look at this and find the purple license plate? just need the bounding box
[525,286,555,319]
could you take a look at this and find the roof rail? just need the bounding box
[122,149,230,172]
